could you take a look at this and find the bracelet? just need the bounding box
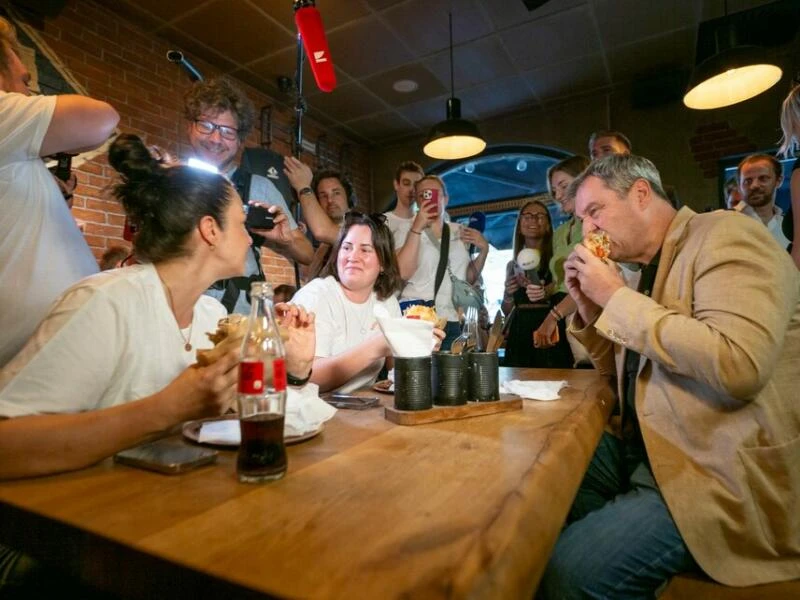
[287,369,312,387]
[297,186,314,197]
[550,307,564,321]
[410,229,422,235]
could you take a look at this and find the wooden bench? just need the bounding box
[660,573,800,599]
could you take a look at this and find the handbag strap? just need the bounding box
[433,222,450,301]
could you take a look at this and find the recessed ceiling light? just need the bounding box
[393,79,419,93]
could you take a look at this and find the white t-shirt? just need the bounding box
[0,264,226,417]
[292,276,401,393]
[0,92,100,367]
[384,211,470,321]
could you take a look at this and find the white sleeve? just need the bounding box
[0,286,125,417]
[0,93,56,164]
[291,280,336,357]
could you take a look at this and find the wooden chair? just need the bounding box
[660,573,800,600]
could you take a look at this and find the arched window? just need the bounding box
[429,144,572,316]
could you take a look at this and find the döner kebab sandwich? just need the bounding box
[584,230,611,261]
[196,315,248,366]
[403,305,448,329]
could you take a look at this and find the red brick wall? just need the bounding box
[28,0,371,286]
[689,122,757,180]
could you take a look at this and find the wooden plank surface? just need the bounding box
[0,368,614,599]
[384,396,522,425]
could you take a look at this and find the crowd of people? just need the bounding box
[0,13,798,598]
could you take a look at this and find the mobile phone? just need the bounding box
[419,188,440,216]
[245,205,275,230]
[114,439,218,475]
[324,394,380,410]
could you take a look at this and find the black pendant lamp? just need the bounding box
[423,12,486,160]
[683,1,782,110]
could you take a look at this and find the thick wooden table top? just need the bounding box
[0,368,613,599]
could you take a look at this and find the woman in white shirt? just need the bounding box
[0,133,314,480]
[294,212,440,393]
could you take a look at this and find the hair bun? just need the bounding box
[108,133,161,183]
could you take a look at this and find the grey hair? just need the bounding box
[567,154,668,203]
[778,84,800,158]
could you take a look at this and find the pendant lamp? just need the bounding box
[423,12,486,160]
[683,1,782,110]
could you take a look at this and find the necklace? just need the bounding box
[160,277,194,352]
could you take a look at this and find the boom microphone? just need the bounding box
[294,1,337,93]
[467,211,485,254]
[166,50,203,82]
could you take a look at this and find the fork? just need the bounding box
[451,306,479,354]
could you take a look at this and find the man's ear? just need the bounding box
[631,178,652,209]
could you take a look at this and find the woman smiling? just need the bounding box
[292,212,405,393]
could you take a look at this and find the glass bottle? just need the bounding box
[237,282,288,483]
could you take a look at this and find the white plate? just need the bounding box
[182,415,323,448]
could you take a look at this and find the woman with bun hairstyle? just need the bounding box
[0,133,315,480]
[533,155,591,358]
[293,211,442,393]
[501,199,572,368]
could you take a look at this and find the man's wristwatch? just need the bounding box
[297,187,314,197]
[287,370,312,387]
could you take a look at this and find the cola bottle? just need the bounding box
[237,282,287,483]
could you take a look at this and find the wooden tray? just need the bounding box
[384,395,522,426]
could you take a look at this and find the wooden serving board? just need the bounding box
[384,395,522,426]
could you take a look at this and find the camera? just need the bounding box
[245,205,276,231]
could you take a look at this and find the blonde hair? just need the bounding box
[778,84,800,157]
[414,174,448,197]
[0,16,20,78]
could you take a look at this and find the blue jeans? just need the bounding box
[538,433,699,599]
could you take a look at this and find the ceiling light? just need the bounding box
[684,2,782,110]
[423,12,486,160]
[393,79,418,93]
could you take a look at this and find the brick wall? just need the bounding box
[689,122,757,180]
[28,0,371,286]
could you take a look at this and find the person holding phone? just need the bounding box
[501,200,573,368]
[392,176,489,349]
[0,16,120,367]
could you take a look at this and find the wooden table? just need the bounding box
[0,368,613,599]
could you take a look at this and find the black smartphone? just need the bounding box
[114,439,218,475]
[245,205,275,230]
[324,394,380,410]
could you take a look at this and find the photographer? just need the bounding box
[0,16,119,367]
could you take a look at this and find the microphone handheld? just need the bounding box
[516,248,541,286]
[294,3,337,92]
[467,211,486,254]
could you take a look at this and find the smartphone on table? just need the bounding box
[114,439,218,475]
[324,394,380,410]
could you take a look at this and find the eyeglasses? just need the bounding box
[520,213,548,223]
[193,119,239,141]
[344,210,388,226]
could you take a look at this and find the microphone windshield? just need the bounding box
[295,6,337,93]
[467,211,486,233]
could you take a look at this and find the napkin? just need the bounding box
[198,383,337,444]
[374,305,435,358]
[500,379,567,401]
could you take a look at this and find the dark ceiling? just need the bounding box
[103,0,786,146]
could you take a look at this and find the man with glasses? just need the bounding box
[184,78,313,313]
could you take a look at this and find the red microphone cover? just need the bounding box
[295,6,337,93]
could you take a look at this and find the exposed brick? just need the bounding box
[695,122,728,135]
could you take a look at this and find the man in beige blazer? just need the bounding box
[538,154,800,599]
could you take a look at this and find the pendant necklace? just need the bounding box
[161,277,194,352]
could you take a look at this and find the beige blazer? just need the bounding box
[572,207,800,586]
